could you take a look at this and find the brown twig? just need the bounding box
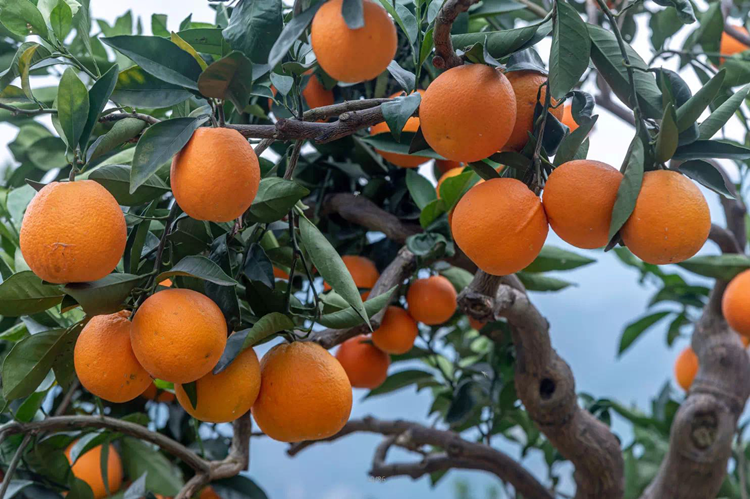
[0,103,57,117]
[321,193,422,244]
[0,434,32,499]
[432,0,479,69]
[99,112,161,125]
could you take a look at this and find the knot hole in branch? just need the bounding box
[539,378,556,400]
[690,411,718,450]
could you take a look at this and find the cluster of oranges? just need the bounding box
[331,257,459,388]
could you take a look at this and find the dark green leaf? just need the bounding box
[212,476,269,499]
[672,140,750,161]
[655,103,678,163]
[0,271,64,316]
[451,21,550,59]
[652,0,695,24]
[222,0,283,64]
[381,93,421,142]
[90,164,168,207]
[675,68,725,132]
[677,160,733,198]
[58,68,90,148]
[360,132,442,159]
[0,0,48,39]
[63,273,144,316]
[523,245,595,272]
[677,254,750,280]
[299,214,369,326]
[698,84,750,139]
[213,312,294,373]
[246,177,310,223]
[181,381,197,409]
[244,243,275,289]
[101,35,202,89]
[111,66,192,108]
[419,198,446,229]
[618,311,671,355]
[198,51,253,110]
[516,272,574,292]
[267,4,322,69]
[406,232,452,259]
[176,28,231,56]
[80,64,119,150]
[554,115,598,166]
[157,255,238,286]
[608,135,645,239]
[469,160,503,180]
[86,118,147,163]
[549,1,590,100]
[318,286,396,329]
[365,370,435,399]
[445,380,481,425]
[342,0,364,29]
[405,169,436,210]
[131,117,201,193]
[386,60,415,93]
[119,438,183,496]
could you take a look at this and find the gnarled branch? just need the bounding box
[432,0,479,69]
[321,193,422,244]
[458,271,624,499]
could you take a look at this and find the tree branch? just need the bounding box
[721,0,750,46]
[287,416,554,499]
[0,103,57,117]
[458,271,624,498]
[432,0,479,69]
[709,223,742,254]
[321,193,422,244]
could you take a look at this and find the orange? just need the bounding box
[74,311,152,403]
[253,341,352,442]
[303,74,335,109]
[561,104,579,132]
[468,317,486,330]
[273,266,289,280]
[171,127,260,222]
[159,278,173,287]
[65,442,123,499]
[420,64,516,162]
[175,344,261,423]
[435,160,462,175]
[20,180,126,284]
[722,269,750,337]
[452,178,548,275]
[674,346,698,391]
[323,255,380,298]
[370,90,428,168]
[542,160,623,249]
[721,26,749,64]
[742,335,750,347]
[504,71,564,152]
[620,170,710,265]
[131,289,227,383]
[311,0,397,83]
[436,167,464,198]
[406,276,457,325]
[371,306,419,353]
[141,382,176,403]
[199,488,221,499]
[335,335,390,388]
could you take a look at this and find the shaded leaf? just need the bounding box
[381,93,421,142]
[0,271,64,316]
[198,51,253,110]
[243,243,274,289]
[63,273,144,316]
[342,0,364,29]
[222,0,282,64]
[112,66,192,108]
[675,68,725,132]
[655,103,678,163]
[213,312,294,373]
[267,3,322,69]
[672,140,750,160]
[405,169,436,210]
[677,160,733,198]
[523,245,595,272]
[318,286,396,329]
[608,135,645,239]
[549,1,590,100]
[246,177,310,223]
[80,63,119,150]
[157,255,238,286]
[698,84,750,139]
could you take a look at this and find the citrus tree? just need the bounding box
[0,0,749,497]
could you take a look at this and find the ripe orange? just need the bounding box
[323,255,380,298]
[722,269,750,337]
[721,26,749,64]
[131,289,227,383]
[311,0,397,83]
[674,346,698,391]
[175,344,261,423]
[543,160,623,249]
[65,442,123,499]
[468,317,486,330]
[302,73,334,109]
[371,306,419,354]
[504,71,564,152]
[253,341,352,442]
[435,159,462,175]
[406,276,457,325]
[171,127,260,222]
[20,180,126,284]
[74,311,152,403]
[561,104,579,132]
[199,488,221,499]
[273,266,289,280]
[335,335,390,388]
[141,382,176,403]
[620,170,710,265]
[452,178,548,275]
[420,64,516,162]
[159,278,173,287]
[436,167,464,198]
[370,90,428,168]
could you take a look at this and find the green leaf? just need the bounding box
[50,0,73,42]
[405,169,436,210]
[608,135,645,239]
[440,266,474,292]
[176,28,231,57]
[553,115,598,166]
[111,65,192,108]
[169,31,207,70]
[80,63,119,151]
[57,68,90,148]
[360,132,443,159]
[439,171,479,211]
[381,93,421,142]
[677,160,733,198]
[655,103,678,163]
[130,117,201,193]
[212,476,269,499]
[675,68,725,132]
[246,177,310,223]
[267,3,322,69]
[181,381,197,409]
[3,325,80,400]
[151,13,168,36]
[587,24,662,119]
[18,44,41,101]
[672,140,750,160]
[451,21,550,60]
[618,311,672,355]
[198,51,253,110]
[699,84,750,139]
[516,272,574,292]
[468,160,503,180]
[119,438,183,496]
[63,273,144,316]
[86,118,146,163]
[0,0,49,39]
[386,60,415,93]
[318,286,396,329]
[677,254,750,280]
[157,255,238,286]
[101,35,202,90]
[222,0,282,64]
[342,0,364,29]
[243,243,275,288]
[0,271,64,316]
[213,312,294,374]
[445,379,482,425]
[365,369,435,399]
[89,163,169,206]
[653,0,695,24]
[419,198,446,229]
[523,245,595,272]
[548,1,590,100]
[299,214,369,327]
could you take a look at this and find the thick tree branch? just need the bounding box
[709,223,742,254]
[458,271,624,499]
[321,193,422,244]
[432,0,479,69]
[721,0,750,47]
[287,416,554,499]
